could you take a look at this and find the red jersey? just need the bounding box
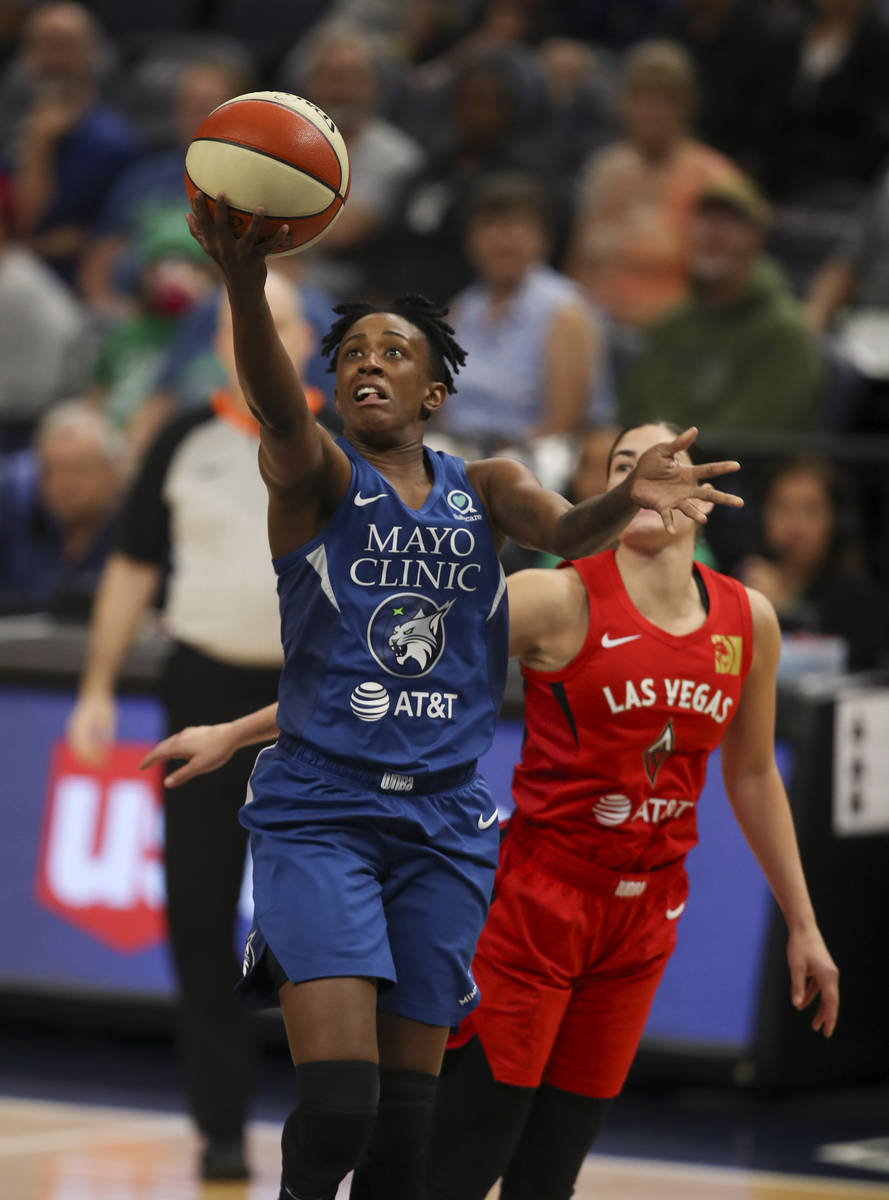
[512,550,753,872]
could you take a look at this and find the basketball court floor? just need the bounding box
[2,1029,887,1200]
[2,1095,887,1200]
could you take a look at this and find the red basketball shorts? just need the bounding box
[450,816,689,1098]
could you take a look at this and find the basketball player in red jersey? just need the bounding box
[424,421,839,1200]
[143,422,837,1199]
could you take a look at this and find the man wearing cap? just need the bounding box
[620,175,824,433]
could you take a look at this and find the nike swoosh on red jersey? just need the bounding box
[601,632,642,649]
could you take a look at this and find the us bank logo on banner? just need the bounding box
[35,742,167,952]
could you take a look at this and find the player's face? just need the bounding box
[607,423,699,547]
[334,313,445,443]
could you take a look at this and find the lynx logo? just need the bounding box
[367,592,454,677]
[446,489,482,522]
[644,719,675,786]
[35,743,166,952]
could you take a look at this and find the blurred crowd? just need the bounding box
[1,0,888,674]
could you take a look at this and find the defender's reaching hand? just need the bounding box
[629,427,743,533]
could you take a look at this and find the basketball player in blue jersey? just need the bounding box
[183,193,743,1200]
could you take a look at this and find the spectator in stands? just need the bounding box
[4,3,139,284]
[566,39,738,333]
[662,0,793,178]
[0,401,124,616]
[764,0,889,205]
[380,48,550,301]
[87,211,215,441]
[440,172,602,449]
[620,177,824,434]
[67,275,312,1182]
[534,37,617,181]
[80,54,250,318]
[739,455,884,670]
[127,266,329,459]
[805,169,889,426]
[0,168,92,451]
[281,22,424,298]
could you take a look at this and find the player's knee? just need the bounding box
[367,1069,437,1163]
[281,1060,379,1195]
[349,1070,438,1198]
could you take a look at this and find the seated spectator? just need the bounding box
[738,455,884,670]
[805,167,889,426]
[0,170,92,451]
[378,48,553,302]
[662,0,794,178]
[764,0,889,205]
[87,211,215,440]
[280,22,424,299]
[80,53,251,318]
[534,37,618,181]
[440,173,603,449]
[0,401,124,616]
[620,177,824,434]
[566,39,739,333]
[5,3,139,284]
[123,268,323,460]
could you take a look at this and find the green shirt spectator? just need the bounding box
[620,178,824,433]
[89,210,214,436]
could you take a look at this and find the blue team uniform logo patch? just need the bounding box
[367,592,455,677]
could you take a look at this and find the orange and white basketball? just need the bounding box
[184,91,350,256]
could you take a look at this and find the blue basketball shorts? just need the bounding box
[237,736,501,1028]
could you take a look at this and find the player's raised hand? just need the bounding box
[787,924,840,1038]
[186,191,290,291]
[139,722,239,788]
[629,427,743,533]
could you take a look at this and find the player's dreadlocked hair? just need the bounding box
[320,295,467,415]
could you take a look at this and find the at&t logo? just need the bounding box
[349,681,458,722]
[350,681,390,721]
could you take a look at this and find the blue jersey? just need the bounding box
[274,438,508,774]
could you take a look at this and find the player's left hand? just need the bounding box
[186,191,290,293]
[787,924,839,1037]
[629,427,743,533]
[139,722,238,788]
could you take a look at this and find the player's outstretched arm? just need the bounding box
[721,590,839,1038]
[470,428,743,557]
[140,702,280,788]
[186,193,350,530]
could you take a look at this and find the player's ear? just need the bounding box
[421,381,446,420]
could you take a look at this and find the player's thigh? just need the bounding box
[458,850,587,1089]
[377,776,500,1030]
[280,976,380,1065]
[248,824,395,991]
[544,944,674,1098]
[377,1010,450,1076]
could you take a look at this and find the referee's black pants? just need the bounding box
[162,641,280,1143]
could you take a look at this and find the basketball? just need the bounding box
[184,91,350,257]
